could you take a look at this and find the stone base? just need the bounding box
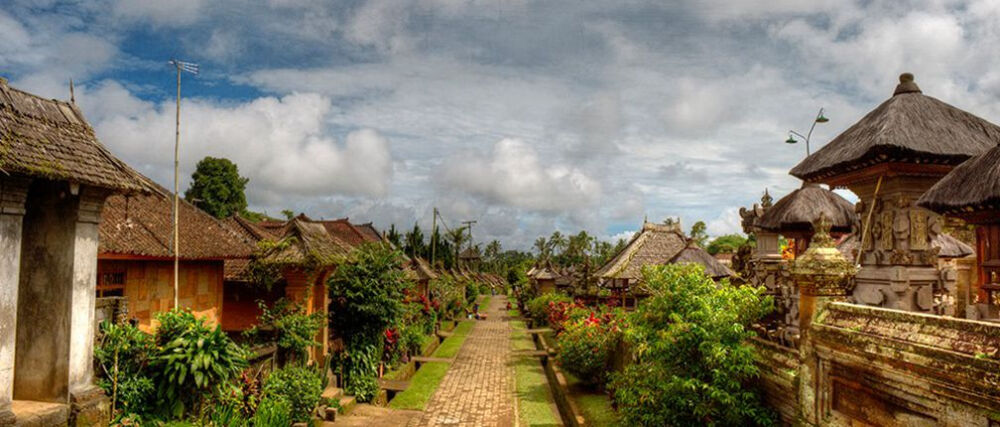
[0,408,16,426]
[69,387,109,427]
[10,400,69,427]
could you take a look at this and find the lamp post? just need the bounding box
[785,108,828,156]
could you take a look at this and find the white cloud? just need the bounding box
[77,84,393,201]
[438,138,601,212]
[113,0,207,27]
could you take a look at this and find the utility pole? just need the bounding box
[169,59,198,310]
[462,220,477,250]
[431,207,438,266]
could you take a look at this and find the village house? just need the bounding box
[595,221,732,306]
[97,188,254,331]
[0,79,153,426]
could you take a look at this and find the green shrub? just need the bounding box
[328,243,413,402]
[94,321,155,417]
[609,264,774,426]
[263,366,323,423]
[399,323,430,357]
[150,309,249,418]
[246,298,325,365]
[526,292,572,326]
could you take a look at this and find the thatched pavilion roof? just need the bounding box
[0,79,154,192]
[260,218,352,266]
[595,222,687,280]
[790,73,1000,182]
[756,183,857,234]
[669,243,733,279]
[837,232,972,259]
[408,256,438,281]
[917,144,1000,216]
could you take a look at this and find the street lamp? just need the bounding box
[785,108,828,156]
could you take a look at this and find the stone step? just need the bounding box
[322,386,344,401]
[324,406,338,422]
[411,356,453,364]
[338,395,357,415]
[525,328,552,334]
[511,350,549,358]
[378,378,409,392]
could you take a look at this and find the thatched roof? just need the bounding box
[790,73,1000,182]
[459,247,481,260]
[408,256,438,281]
[100,188,254,260]
[917,144,1000,216]
[756,183,857,233]
[260,218,351,266]
[595,222,687,280]
[837,232,972,259]
[0,79,153,192]
[669,243,734,279]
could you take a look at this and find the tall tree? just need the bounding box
[690,221,709,247]
[533,237,550,259]
[446,226,469,263]
[386,224,403,248]
[404,223,426,258]
[185,157,249,219]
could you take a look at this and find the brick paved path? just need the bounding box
[408,296,515,427]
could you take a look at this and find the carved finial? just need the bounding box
[812,212,834,248]
[761,188,773,208]
[69,79,75,104]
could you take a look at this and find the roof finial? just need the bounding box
[893,72,921,96]
[69,78,75,104]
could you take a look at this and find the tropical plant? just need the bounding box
[249,397,292,426]
[262,366,323,423]
[246,298,325,365]
[94,321,155,417]
[150,309,249,418]
[609,264,774,426]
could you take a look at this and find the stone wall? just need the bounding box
[755,302,1000,426]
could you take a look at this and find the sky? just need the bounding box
[4,0,1000,250]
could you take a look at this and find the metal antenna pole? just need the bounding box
[173,61,180,310]
[168,59,198,310]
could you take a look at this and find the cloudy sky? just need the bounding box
[5,0,1000,249]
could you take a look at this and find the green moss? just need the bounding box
[432,321,473,358]
[387,362,450,410]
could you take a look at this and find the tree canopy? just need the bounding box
[184,157,249,219]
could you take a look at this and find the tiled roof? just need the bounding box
[318,218,368,247]
[260,218,352,266]
[100,188,255,259]
[0,80,153,192]
[353,222,383,243]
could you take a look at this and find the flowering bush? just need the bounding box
[526,292,572,326]
[556,309,625,385]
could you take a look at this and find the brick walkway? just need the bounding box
[408,296,515,427]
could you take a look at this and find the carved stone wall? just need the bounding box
[849,177,956,314]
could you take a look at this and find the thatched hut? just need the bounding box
[756,182,857,257]
[595,221,730,305]
[918,144,1000,319]
[790,73,1000,313]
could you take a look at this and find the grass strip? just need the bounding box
[432,321,473,359]
[511,319,561,426]
[479,295,492,309]
[387,362,450,410]
[563,371,621,426]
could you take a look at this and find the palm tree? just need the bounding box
[447,226,469,263]
[533,237,549,259]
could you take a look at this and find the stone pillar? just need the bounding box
[791,213,856,426]
[0,177,30,425]
[68,186,110,426]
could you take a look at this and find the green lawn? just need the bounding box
[478,295,492,309]
[432,321,473,358]
[511,319,561,426]
[387,362,451,410]
[508,309,521,318]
